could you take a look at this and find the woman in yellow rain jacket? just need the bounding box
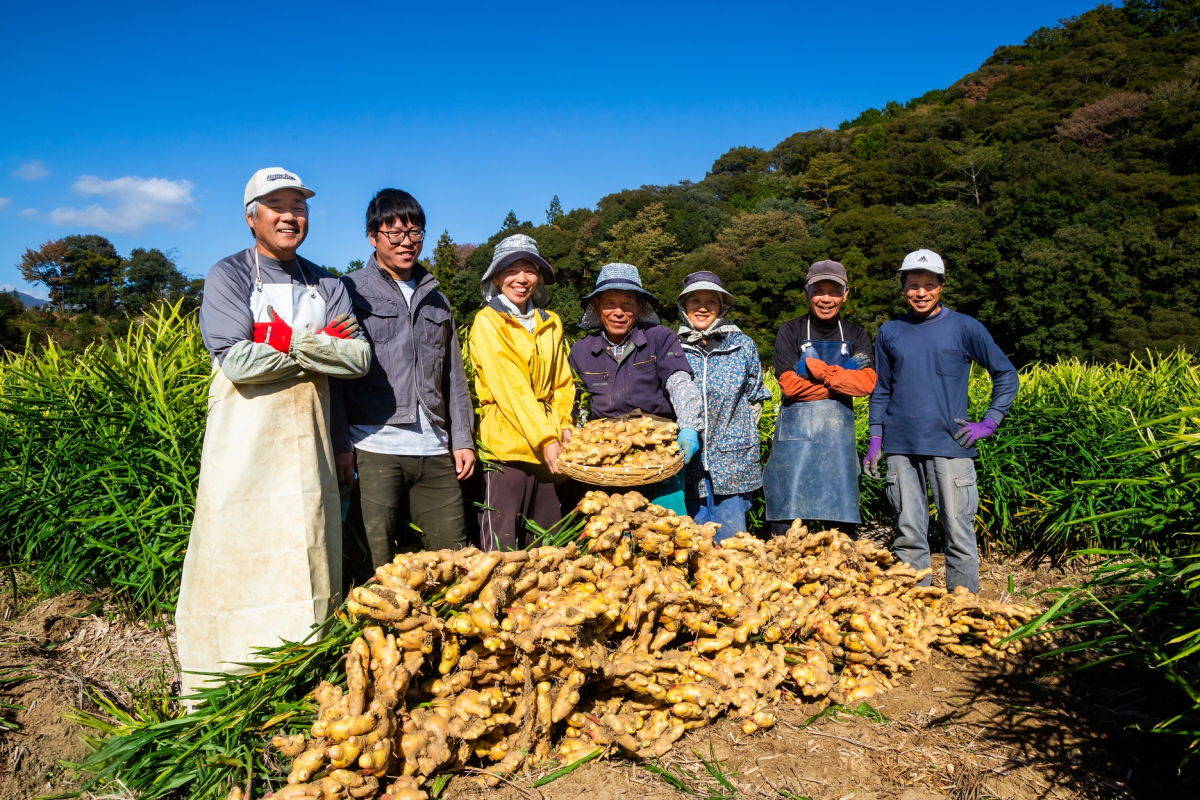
[469,234,574,549]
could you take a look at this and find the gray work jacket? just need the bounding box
[330,258,474,454]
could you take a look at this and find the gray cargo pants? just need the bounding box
[885,454,980,592]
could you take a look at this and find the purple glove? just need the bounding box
[954,418,998,447]
[862,436,883,479]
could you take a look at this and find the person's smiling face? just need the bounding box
[369,218,425,278]
[684,290,722,331]
[248,188,308,259]
[807,279,846,321]
[597,290,641,341]
[497,260,540,311]
[902,270,944,318]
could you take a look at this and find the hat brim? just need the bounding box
[805,274,847,287]
[677,280,735,307]
[482,250,556,286]
[248,185,315,205]
[581,282,659,307]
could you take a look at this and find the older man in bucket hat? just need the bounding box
[567,263,704,515]
[177,167,370,700]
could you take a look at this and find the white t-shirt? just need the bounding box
[349,278,452,457]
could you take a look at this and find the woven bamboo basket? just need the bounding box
[557,454,685,487]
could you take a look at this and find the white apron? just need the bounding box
[177,281,342,698]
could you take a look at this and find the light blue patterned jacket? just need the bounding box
[681,328,770,496]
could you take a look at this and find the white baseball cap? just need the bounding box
[899,249,945,275]
[244,167,315,208]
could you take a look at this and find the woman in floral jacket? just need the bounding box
[677,272,769,542]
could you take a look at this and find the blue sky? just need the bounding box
[0,0,1100,296]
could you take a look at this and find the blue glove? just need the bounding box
[678,428,700,463]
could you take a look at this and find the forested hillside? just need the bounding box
[441,0,1200,365]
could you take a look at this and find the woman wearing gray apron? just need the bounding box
[763,260,876,533]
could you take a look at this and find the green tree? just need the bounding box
[0,290,24,352]
[18,235,123,312]
[431,230,458,285]
[940,134,1002,206]
[800,154,854,216]
[603,202,683,288]
[546,196,564,225]
[502,210,520,230]
[849,124,887,161]
[121,248,199,312]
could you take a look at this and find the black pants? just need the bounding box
[479,461,562,551]
[355,449,467,567]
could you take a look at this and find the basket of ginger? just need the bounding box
[557,414,684,486]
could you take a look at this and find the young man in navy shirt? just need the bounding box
[863,250,1019,592]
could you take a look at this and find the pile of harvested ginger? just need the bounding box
[559,416,680,467]
[244,491,1040,800]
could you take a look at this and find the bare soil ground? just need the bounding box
[0,585,174,800]
[0,552,1194,800]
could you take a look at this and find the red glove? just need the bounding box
[253,306,293,354]
[320,313,359,340]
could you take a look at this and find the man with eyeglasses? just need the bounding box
[330,188,475,566]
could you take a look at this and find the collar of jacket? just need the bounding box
[682,331,742,357]
[588,323,648,356]
[486,295,549,325]
[365,255,438,308]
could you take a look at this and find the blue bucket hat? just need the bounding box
[578,263,660,330]
[580,263,659,306]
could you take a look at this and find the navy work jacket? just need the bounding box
[568,322,692,420]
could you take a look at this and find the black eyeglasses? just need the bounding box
[376,228,425,244]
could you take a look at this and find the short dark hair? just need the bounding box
[366,189,425,235]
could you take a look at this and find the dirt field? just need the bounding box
[0,554,1194,800]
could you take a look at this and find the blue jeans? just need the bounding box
[686,477,752,544]
[885,455,980,592]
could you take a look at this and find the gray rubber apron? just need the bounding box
[762,326,861,525]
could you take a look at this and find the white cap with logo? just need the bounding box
[244,167,315,208]
[899,249,945,275]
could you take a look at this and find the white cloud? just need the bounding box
[19,208,37,219]
[0,198,11,210]
[50,175,199,234]
[14,161,49,180]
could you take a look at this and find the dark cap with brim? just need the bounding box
[806,260,848,287]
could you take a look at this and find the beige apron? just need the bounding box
[176,280,341,698]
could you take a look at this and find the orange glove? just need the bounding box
[779,370,831,401]
[803,357,830,382]
[822,366,878,397]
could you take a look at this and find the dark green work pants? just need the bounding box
[355,448,467,567]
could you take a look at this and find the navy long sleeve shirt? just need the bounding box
[869,306,1019,458]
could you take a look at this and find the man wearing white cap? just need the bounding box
[176,168,371,700]
[864,249,1018,592]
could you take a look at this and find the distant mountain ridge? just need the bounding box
[17,292,48,308]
